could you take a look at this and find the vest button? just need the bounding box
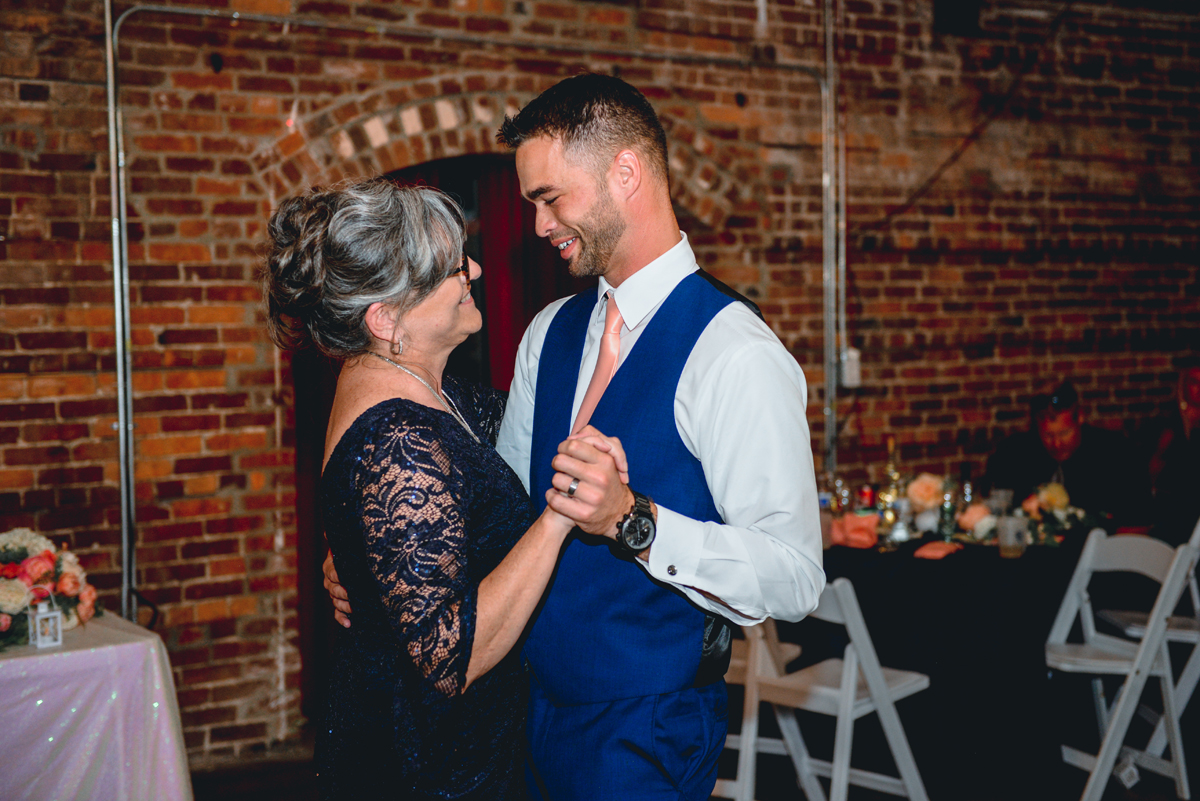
[667,565,677,576]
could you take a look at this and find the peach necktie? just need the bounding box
[572,291,623,434]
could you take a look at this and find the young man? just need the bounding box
[326,73,825,799]
[494,73,824,800]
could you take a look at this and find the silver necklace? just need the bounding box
[370,352,481,444]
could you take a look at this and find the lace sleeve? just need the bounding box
[357,417,476,699]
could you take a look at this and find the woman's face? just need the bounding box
[397,255,483,358]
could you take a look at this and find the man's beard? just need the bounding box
[566,190,626,278]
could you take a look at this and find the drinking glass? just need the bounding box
[997,516,1026,559]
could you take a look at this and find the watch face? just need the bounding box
[623,517,655,550]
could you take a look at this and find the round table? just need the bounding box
[780,537,1089,800]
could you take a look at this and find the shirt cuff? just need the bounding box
[643,504,701,585]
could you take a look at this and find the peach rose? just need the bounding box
[76,584,97,624]
[57,572,81,597]
[1038,483,1070,512]
[19,553,55,587]
[907,473,945,513]
[957,502,991,532]
[1021,493,1042,520]
[0,613,10,632]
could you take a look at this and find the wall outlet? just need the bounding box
[840,347,861,388]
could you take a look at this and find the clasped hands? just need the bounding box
[544,424,634,540]
[323,425,633,628]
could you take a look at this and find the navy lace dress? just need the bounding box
[315,377,534,800]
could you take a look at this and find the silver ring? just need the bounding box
[567,478,579,498]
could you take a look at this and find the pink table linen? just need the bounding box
[0,613,193,800]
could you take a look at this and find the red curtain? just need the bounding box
[478,166,525,391]
[478,162,595,390]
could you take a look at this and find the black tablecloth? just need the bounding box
[781,538,1090,800]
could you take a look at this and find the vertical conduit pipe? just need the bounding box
[104,0,138,621]
[104,2,839,618]
[836,0,848,410]
[823,0,840,476]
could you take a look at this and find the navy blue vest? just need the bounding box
[525,273,734,705]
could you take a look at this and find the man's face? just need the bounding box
[515,136,627,279]
[1036,408,1083,462]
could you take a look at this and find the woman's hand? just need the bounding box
[545,428,634,540]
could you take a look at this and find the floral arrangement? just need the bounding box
[1015,483,1100,545]
[958,502,998,541]
[0,528,98,648]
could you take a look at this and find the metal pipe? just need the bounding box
[105,0,138,621]
[113,4,829,75]
[823,0,839,477]
[104,2,838,618]
[836,0,848,437]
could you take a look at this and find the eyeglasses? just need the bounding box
[449,252,471,292]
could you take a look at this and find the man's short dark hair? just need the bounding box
[1031,381,1079,420]
[496,72,670,186]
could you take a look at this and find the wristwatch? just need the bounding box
[616,491,656,556]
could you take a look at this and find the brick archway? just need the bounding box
[251,73,745,229]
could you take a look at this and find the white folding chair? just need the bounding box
[714,578,930,801]
[1096,514,1200,776]
[1045,528,1198,801]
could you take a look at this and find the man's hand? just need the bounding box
[566,425,630,485]
[323,550,352,628]
[545,433,634,540]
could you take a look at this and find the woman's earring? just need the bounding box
[390,337,403,356]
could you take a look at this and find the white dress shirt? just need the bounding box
[495,234,825,625]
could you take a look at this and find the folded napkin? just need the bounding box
[830,513,879,549]
[913,540,964,560]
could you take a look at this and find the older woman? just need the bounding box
[263,178,620,799]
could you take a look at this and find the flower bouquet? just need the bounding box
[1015,483,1102,546]
[0,528,98,648]
[957,502,998,542]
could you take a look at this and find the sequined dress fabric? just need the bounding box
[315,377,533,800]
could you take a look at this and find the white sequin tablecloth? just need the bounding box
[0,612,193,800]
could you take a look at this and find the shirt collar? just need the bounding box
[598,233,697,330]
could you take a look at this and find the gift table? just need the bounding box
[0,613,193,800]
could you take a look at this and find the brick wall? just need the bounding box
[1,0,1196,758]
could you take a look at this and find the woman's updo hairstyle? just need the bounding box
[263,177,467,358]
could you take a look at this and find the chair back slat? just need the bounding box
[809,580,845,625]
[1091,533,1176,581]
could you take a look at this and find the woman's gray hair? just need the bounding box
[262,177,467,358]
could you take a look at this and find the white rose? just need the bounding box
[971,514,998,540]
[0,578,33,615]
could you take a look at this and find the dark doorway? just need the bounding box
[294,153,595,724]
